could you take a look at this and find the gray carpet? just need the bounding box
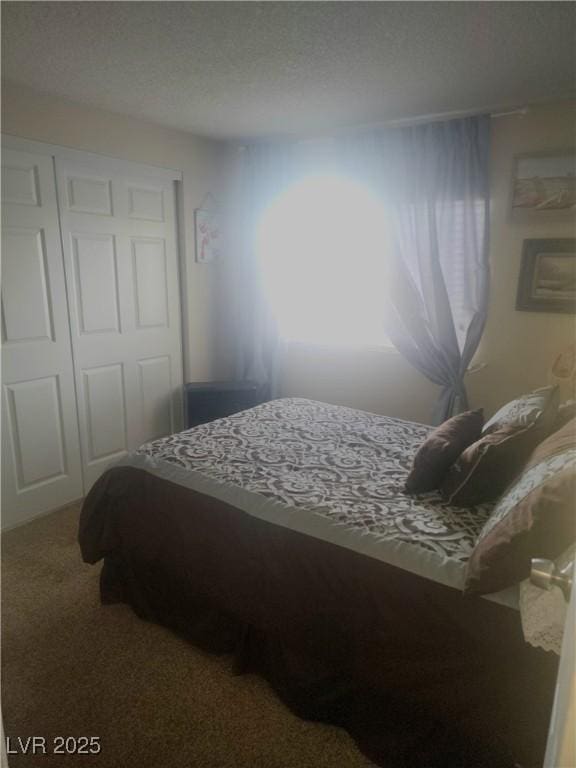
[2,504,374,767]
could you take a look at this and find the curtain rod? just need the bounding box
[236,106,529,149]
[366,105,528,129]
[491,107,529,118]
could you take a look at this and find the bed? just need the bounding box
[79,398,558,768]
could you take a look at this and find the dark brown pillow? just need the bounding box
[442,422,547,506]
[464,417,576,595]
[405,409,483,494]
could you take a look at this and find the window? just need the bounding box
[256,174,390,347]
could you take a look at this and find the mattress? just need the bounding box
[117,397,515,606]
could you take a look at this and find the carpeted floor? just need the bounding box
[2,504,374,768]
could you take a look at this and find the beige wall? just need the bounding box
[468,100,576,416]
[278,100,576,423]
[1,81,230,382]
[279,343,439,423]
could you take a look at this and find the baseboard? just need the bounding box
[1,498,85,534]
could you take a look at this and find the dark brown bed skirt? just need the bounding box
[80,467,558,768]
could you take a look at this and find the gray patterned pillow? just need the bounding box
[482,385,559,435]
[465,417,576,594]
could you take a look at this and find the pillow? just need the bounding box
[553,400,576,433]
[405,409,483,494]
[482,385,559,435]
[442,422,549,506]
[464,417,576,595]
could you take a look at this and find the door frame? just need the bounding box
[544,561,575,768]
[2,134,182,184]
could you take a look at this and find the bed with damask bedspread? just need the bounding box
[79,398,557,768]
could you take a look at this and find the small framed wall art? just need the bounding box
[516,238,576,314]
[195,208,221,263]
[511,151,576,216]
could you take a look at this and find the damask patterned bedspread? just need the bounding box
[127,398,496,592]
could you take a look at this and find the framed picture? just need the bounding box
[511,151,576,214]
[195,208,221,263]
[516,239,576,314]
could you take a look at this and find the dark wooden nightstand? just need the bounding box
[184,381,265,428]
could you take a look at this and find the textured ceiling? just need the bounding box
[2,2,575,141]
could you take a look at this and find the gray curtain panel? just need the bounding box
[337,116,491,422]
[380,116,491,423]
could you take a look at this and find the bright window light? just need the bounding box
[256,174,390,347]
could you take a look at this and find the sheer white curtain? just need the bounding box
[256,173,389,348]
[228,143,298,395]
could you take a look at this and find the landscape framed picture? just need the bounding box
[511,151,576,216]
[516,239,576,314]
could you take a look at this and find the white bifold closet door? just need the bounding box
[1,147,83,527]
[55,151,184,490]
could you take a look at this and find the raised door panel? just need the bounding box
[128,185,164,222]
[82,364,127,463]
[2,162,40,207]
[67,175,113,216]
[132,238,169,329]
[137,356,173,443]
[2,227,54,343]
[72,233,120,335]
[4,376,67,489]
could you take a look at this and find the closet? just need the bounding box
[1,137,184,529]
